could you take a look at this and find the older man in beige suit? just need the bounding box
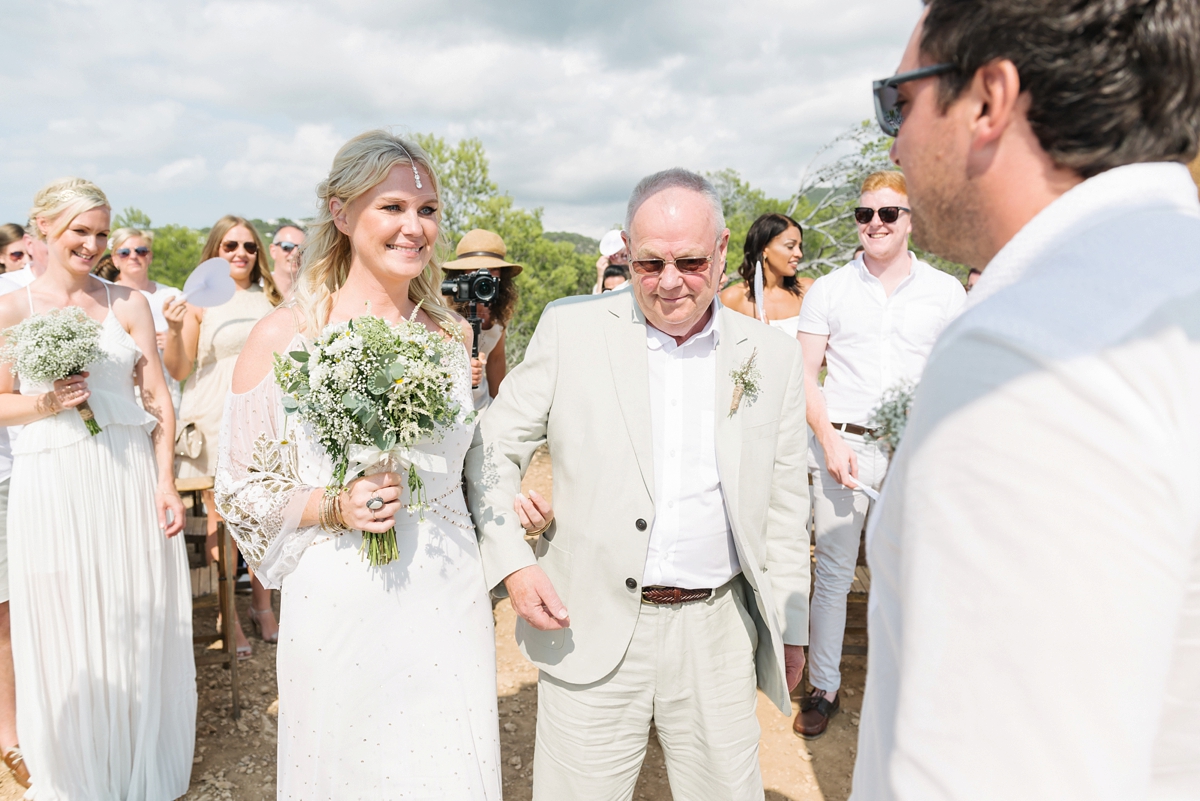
[466,168,810,800]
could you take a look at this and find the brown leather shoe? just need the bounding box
[3,747,30,789]
[793,690,840,739]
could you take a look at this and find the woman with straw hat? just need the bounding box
[442,228,522,411]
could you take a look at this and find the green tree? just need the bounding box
[113,207,153,230]
[148,224,205,289]
[413,134,498,244]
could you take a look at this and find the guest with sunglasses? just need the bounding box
[163,215,283,658]
[269,224,305,301]
[794,170,964,739]
[0,225,26,275]
[111,228,184,409]
[2,226,48,289]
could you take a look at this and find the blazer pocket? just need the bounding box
[742,418,780,441]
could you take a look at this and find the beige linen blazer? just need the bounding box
[465,289,810,713]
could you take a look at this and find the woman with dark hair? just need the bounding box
[720,212,812,338]
[441,228,521,411]
[0,224,25,274]
[163,214,283,657]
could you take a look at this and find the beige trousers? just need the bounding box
[532,578,763,801]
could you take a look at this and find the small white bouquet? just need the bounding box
[273,311,470,566]
[866,381,916,459]
[1,307,105,435]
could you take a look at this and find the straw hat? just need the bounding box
[442,229,523,275]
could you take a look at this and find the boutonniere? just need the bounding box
[729,348,761,417]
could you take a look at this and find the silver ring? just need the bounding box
[366,496,385,512]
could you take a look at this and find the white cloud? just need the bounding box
[0,0,922,236]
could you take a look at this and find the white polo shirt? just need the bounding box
[797,254,966,425]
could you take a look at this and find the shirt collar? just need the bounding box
[645,297,722,352]
[966,162,1200,310]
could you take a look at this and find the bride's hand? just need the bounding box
[157,482,185,538]
[340,472,404,532]
[514,490,554,534]
[43,372,91,413]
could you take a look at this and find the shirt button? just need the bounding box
[626,578,638,590]
[635,519,647,531]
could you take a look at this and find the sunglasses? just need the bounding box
[630,253,715,276]
[4,251,25,261]
[221,240,258,255]
[275,241,299,253]
[115,247,151,258]
[854,206,910,225]
[873,63,956,137]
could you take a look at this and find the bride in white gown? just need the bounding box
[215,131,501,799]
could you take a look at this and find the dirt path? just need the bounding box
[2,448,864,800]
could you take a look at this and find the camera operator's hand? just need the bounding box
[471,353,485,388]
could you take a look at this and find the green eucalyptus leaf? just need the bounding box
[289,350,310,363]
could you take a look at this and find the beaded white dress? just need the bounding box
[215,329,501,800]
[9,284,196,800]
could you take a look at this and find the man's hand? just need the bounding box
[820,431,859,488]
[784,645,807,692]
[504,564,570,631]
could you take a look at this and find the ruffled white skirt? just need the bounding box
[9,422,196,800]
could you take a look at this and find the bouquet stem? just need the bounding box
[76,400,101,436]
[361,527,399,566]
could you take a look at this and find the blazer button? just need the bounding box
[635,518,647,531]
[626,578,638,590]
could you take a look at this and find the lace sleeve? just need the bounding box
[214,376,320,589]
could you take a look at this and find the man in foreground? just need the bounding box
[468,168,810,800]
[855,1,1200,798]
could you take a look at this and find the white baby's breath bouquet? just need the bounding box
[1,307,105,435]
[273,311,470,566]
[865,381,916,459]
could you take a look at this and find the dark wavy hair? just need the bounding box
[446,266,519,328]
[738,213,803,304]
[922,0,1200,177]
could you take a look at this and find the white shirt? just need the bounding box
[0,274,24,481]
[797,255,965,424]
[139,282,182,333]
[853,162,1200,800]
[3,268,35,288]
[642,303,741,589]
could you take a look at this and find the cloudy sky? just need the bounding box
[0,1,920,238]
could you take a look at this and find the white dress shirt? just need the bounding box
[797,255,965,425]
[853,162,1200,800]
[642,303,741,589]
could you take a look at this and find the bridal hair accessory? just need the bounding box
[753,260,767,324]
[396,141,422,189]
[728,348,762,417]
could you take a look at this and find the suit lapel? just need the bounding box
[605,294,656,500]
[714,307,747,531]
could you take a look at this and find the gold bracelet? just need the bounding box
[320,489,349,534]
[527,519,553,537]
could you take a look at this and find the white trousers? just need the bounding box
[808,430,888,693]
[532,578,763,801]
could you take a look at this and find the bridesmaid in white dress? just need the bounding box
[719,212,812,337]
[0,178,195,800]
[215,131,501,799]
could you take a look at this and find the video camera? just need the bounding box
[440,269,499,388]
[440,269,499,308]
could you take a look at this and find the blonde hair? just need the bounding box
[294,130,457,335]
[201,215,283,306]
[28,178,109,241]
[110,227,154,252]
[860,171,907,196]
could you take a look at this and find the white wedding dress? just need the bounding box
[216,330,501,800]
[9,285,196,800]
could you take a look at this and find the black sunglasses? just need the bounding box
[275,241,299,253]
[221,240,258,255]
[854,206,910,225]
[115,246,151,258]
[873,63,956,137]
[4,251,25,261]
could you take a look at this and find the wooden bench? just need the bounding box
[177,476,241,719]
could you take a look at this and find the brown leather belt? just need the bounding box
[641,586,713,605]
[831,422,878,437]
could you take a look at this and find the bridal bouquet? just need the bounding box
[866,381,916,459]
[1,307,105,435]
[273,311,468,566]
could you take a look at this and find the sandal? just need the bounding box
[3,747,30,789]
[248,606,279,644]
[216,613,253,660]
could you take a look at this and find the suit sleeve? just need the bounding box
[765,341,811,645]
[465,303,560,593]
